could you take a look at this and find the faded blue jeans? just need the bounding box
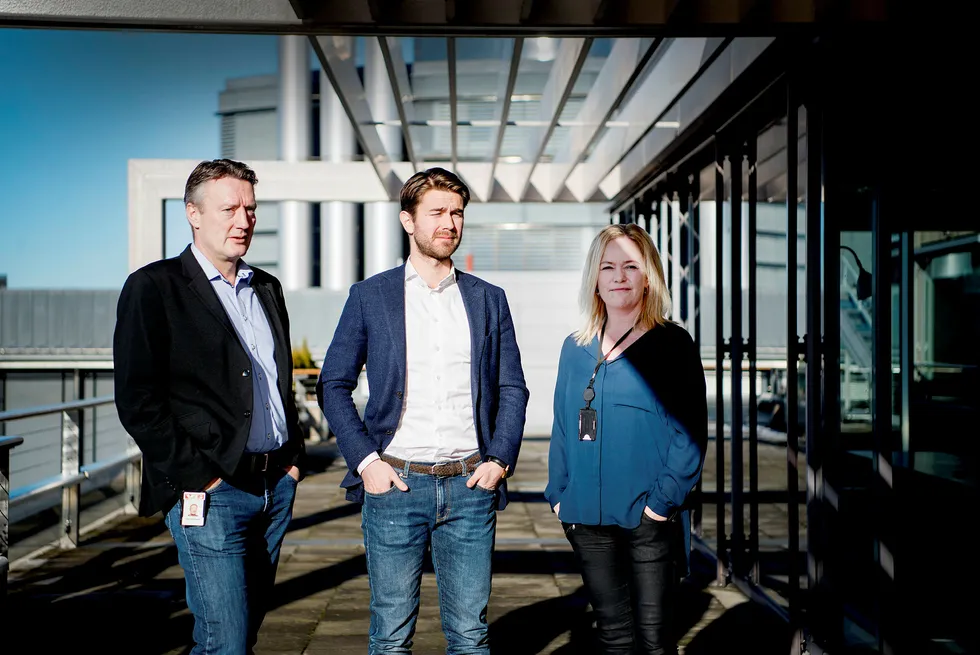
[361,459,497,654]
[165,470,298,655]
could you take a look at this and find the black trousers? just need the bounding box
[564,515,680,655]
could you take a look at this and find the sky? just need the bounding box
[0,29,280,289]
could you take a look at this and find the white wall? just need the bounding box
[477,270,583,436]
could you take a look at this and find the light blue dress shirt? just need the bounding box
[191,244,287,453]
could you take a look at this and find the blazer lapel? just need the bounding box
[457,271,487,409]
[380,267,407,381]
[181,247,238,341]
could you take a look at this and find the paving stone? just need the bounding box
[6,439,793,655]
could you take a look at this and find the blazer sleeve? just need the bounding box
[113,270,213,490]
[316,284,375,477]
[483,288,529,473]
[646,329,708,518]
[544,339,570,509]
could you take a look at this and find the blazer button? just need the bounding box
[385,430,393,435]
[395,391,403,399]
[242,369,251,377]
[244,411,251,418]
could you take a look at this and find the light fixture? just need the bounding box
[840,245,872,300]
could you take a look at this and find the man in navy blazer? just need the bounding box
[318,167,528,654]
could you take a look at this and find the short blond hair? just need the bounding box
[574,224,671,346]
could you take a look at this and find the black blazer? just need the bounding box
[113,246,304,517]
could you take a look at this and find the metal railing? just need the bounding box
[0,395,141,554]
[1,436,24,612]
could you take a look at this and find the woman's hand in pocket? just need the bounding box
[644,506,668,522]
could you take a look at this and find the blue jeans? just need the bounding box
[361,460,497,654]
[165,470,298,655]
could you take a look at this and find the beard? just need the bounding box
[413,229,460,262]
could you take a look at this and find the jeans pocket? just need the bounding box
[365,484,399,498]
[474,483,497,495]
[205,479,225,493]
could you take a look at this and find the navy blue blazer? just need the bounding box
[316,265,529,508]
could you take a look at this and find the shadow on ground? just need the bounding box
[5,440,794,655]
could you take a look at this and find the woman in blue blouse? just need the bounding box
[545,224,707,654]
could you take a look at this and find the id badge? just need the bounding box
[181,491,206,527]
[578,408,597,441]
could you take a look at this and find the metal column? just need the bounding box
[899,231,913,469]
[870,190,891,655]
[688,172,704,538]
[279,35,313,290]
[804,94,828,649]
[364,37,404,277]
[320,41,359,290]
[785,87,802,629]
[729,143,745,578]
[747,135,760,583]
[60,370,82,549]
[714,142,728,586]
[1,436,24,615]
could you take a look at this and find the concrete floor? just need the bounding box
[5,438,795,654]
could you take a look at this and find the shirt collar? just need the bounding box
[404,257,457,292]
[190,243,252,286]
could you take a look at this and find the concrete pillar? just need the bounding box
[278,35,312,289]
[320,43,358,291]
[364,38,404,277]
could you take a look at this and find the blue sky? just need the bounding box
[0,29,279,289]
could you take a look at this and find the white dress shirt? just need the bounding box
[357,259,479,473]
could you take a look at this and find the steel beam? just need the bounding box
[0,0,304,31]
[610,37,774,202]
[804,91,830,648]
[747,134,760,584]
[486,38,524,201]
[0,0,889,34]
[566,37,723,202]
[730,142,744,578]
[521,37,592,201]
[714,142,728,587]
[378,36,419,169]
[311,35,399,198]
[549,37,662,201]
[448,37,459,170]
[785,85,801,626]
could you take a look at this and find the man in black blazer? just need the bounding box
[113,159,305,654]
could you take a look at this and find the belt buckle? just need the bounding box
[257,453,269,473]
[430,462,458,477]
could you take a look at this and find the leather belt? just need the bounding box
[381,452,482,477]
[237,447,292,477]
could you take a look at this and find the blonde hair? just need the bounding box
[574,224,671,346]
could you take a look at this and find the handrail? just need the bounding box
[0,395,115,423]
[9,450,142,507]
[0,436,24,451]
[1,390,140,553]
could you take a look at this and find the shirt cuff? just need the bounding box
[646,493,674,520]
[357,451,381,475]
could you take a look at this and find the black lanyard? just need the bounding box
[582,325,633,408]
